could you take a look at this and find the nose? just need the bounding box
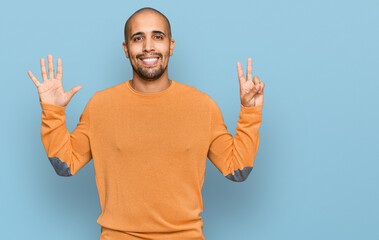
[143,37,154,52]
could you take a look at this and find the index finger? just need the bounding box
[56,58,63,81]
[40,58,48,81]
[237,62,245,85]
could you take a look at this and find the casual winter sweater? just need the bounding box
[40,79,263,240]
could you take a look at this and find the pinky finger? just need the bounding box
[56,58,63,81]
[28,71,41,88]
[258,81,265,93]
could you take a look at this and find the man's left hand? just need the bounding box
[237,58,265,107]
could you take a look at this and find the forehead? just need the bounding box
[129,11,168,35]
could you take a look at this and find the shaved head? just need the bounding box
[124,7,172,44]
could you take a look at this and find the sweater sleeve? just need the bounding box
[207,98,263,182]
[40,97,93,177]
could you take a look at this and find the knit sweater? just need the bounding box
[40,79,263,240]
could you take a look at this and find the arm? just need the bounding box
[28,54,88,176]
[40,99,93,176]
[207,100,263,182]
[207,57,265,182]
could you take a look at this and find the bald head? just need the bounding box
[124,7,172,44]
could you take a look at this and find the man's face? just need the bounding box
[123,12,175,81]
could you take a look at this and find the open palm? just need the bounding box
[27,54,82,107]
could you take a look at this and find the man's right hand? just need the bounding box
[28,54,82,107]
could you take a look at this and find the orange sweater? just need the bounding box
[40,80,263,240]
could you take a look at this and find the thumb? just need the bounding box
[248,84,260,98]
[66,85,82,102]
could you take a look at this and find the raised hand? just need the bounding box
[237,58,265,107]
[27,54,82,107]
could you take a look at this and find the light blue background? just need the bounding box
[1,0,378,239]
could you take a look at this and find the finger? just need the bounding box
[258,81,265,93]
[40,58,48,81]
[247,58,252,82]
[67,85,83,102]
[48,54,55,79]
[237,62,245,85]
[253,75,260,85]
[56,58,63,81]
[27,71,41,88]
[253,76,260,91]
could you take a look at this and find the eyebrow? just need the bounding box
[130,30,167,39]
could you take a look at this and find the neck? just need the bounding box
[130,70,171,93]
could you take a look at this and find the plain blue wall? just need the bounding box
[1,0,378,239]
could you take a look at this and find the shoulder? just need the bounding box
[174,80,215,104]
[89,82,125,105]
[95,82,125,97]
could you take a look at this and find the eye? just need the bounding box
[154,35,163,39]
[133,36,142,41]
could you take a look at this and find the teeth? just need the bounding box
[142,58,158,62]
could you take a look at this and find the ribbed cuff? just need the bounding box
[40,101,66,112]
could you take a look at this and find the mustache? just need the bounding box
[137,53,163,59]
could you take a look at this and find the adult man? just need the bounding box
[28,7,265,240]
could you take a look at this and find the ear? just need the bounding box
[122,41,130,59]
[169,39,175,56]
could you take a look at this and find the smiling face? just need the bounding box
[122,11,175,81]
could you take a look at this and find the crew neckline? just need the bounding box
[125,79,176,97]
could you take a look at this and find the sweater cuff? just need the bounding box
[40,101,66,112]
[240,103,263,113]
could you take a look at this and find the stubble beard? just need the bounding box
[131,54,169,81]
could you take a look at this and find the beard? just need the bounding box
[130,52,169,81]
[132,63,167,81]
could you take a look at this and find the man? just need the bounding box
[27,7,265,240]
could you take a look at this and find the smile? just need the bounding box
[139,57,159,65]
